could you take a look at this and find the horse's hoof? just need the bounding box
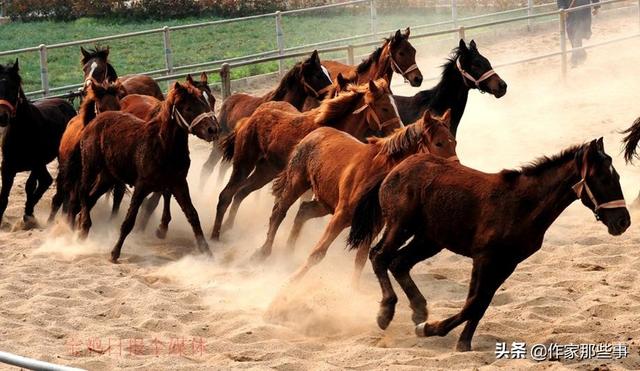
[376,306,395,330]
[210,230,220,241]
[411,307,428,325]
[22,215,40,230]
[155,227,167,239]
[455,341,472,352]
[110,251,120,263]
[250,248,269,263]
[415,322,427,337]
[417,321,440,337]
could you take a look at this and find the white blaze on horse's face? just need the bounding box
[388,94,403,127]
[321,65,332,84]
[85,62,98,86]
[202,91,211,107]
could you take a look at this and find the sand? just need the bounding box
[0,12,640,371]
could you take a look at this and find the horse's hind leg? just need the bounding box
[110,183,126,220]
[286,200,330,250]
[223,160,278,233]
[155,191,172,239]
[110,185,151,263]
[171,179,209,255]
[0,167,16,224]
[389,236,443,325]
[24,166,53,224]
[416,256,516,352]
[199,145,222,190]
[211,160,254,240]
[48,174,65,224]
[78,173,115,240]
[137,192,162,231]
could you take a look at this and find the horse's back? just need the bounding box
[121,94,161,120]
[322,60,356,81]
[219,93,263,133]
[121,75,164,100]
[59,116,85,164]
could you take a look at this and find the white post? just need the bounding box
[220,63,231,101]
[370,0,378,38]
[347,45,355,65]
[451,0,458,29]
[527,0,533,31]
[275,11,285,77]
[559,10,567,79]
[162,26,173,75]
[39,44,49,97]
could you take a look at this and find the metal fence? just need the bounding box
[0,0,638,100]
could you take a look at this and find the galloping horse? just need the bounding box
[348,139,630,352]
[75,81,219,262]
[0,59,76,226]
[393,40,507,136]
[80,46,164,100]
[211,78,403,240]
[257,110,457,285]
[48,79,127,225]
[199,51,334,187]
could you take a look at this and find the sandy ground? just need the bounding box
[1,12,640,371]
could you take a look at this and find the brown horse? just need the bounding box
[348,138,630,352]
[323,28,423,87]
[257,110,457,285]
[48,79,127,225]
[75,81,219,262]
[80,46,164,100]
[199,51,334,188]
[211,78,403,240]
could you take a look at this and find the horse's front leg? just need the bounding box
[172,179,210,256]
[416,256,516,352]
[110,185,151,263]
[24,166,53,223]
[137,191,162,231]
[155,191,172,239]
[0,166,17,224]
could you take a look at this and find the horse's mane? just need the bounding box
[368,123,422,158]
[81,46,110,65]
[265,61,303,101]
[315,79,388,126]
[157,82,202,124]
[502,144,583,179]
[356,38,390,74]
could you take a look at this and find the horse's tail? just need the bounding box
[272,141,311,199]
[347,172,386,250]
[622,117,640,163]
[62,142,83,204]
[220,131,236,162]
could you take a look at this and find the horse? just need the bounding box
[256,110,458,285]
[621,117,640,206]
[75,81,219,262]
[323,28,423,88]
[0,59,76,226]
[120,73,218,238]
[211,78,403,240]
[80,46,164,100]
[347,138,630,352]
[198,50,334,188]
[392,39,507,137]
[48,79,127,225]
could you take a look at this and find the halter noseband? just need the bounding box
[0,98,18,117]
[172,105,216,133]
[353,95,402,130]
[572,156,626,219]
[390,55,419,83]
[302,80,333,99]
[455,58,496,91]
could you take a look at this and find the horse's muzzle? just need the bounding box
[0,111,9,127]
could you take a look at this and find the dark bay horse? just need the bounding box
[0,59,76,226]
[211,78,403,240]
[80,46,164,100]
[392,39,507,137]
[348,138,630,352]
[76,81,219,262]
[199,51,334,188]
[48,79,127,225]
[622,117,640,205]
[257,110,457,285]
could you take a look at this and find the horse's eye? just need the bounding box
[399,52,405,57]
[436,143,443,147]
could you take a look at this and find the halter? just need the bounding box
[390,55,419,83]
[302,80,333,99]
[172,105,216,133]
[0,98,18,117]
[572,157,626,219]
[455,58,496,91]
[353,95,403,130]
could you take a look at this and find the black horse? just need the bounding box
[0,60,76,226]
[393,40,507,137]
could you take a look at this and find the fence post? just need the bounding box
[162,26,174,75]
[637,0,640,31]
[220,63,231,101]
[559,9,567,80]
[347,45,355,65]
[370,0,377,38]
[275,11,285,77]
[458,26,465,41]
[0,1,5,18]
[38,44,49,97]
[527,0,533,31]
[451,0,458,29]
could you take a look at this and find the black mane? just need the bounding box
[502,144,583,179]
[356,37,390,74]
[266,61,304,101]
[81,46,110,65]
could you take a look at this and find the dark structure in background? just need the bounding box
[558,0,600,66]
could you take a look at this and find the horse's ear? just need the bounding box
[310,50,320,65]
[391,29,402,45]
[186,74,195,85]
[440,109,452,128]
[200,72,208,84]
[368,80,379,94]
[403,27,410,39]
[80,47,90,60]
[104,46,110,58]
[469,40,478,51]
[459,39,468,52]
[11,59,19,73]
[336,73,348,90]
[596,137,605,152]
[173,81,184,94]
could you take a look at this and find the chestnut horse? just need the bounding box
[348,139,630,352]
[80,46,164,100]
[199,51,334,187]
[392,40,507,137]
[75,82,219,262]
[48,79,127,225]
[257,110,457,285]
[0,59,76,225]
[211,78,403,240]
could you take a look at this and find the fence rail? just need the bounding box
[0,0,638,101]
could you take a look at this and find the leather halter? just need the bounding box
[390,55,419,83]
[172,105,216,133]
[456,58,496,91]
[0,98,17,116]
[572,156,626,219]
[353,95,402,130]
[302,80,332,99]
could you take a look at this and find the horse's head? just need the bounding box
[170,81,219,142]
[388,28,423,87]
[456,39,507,98]
[0,59,22,127]
[186,72,216,111]
[87,79,127,114]
[301,50,333,99]
[419,109,457,160]
[81,46,117,86]
[574,138,630,236]
[360,78,403,135]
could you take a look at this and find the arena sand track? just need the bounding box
[0,14,640,371]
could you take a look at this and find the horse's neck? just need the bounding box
[278,84,308,110]
[429,66,470,137]
[362,48,393,83]
[331,106,369,140]
[80,99,97,125]
[156,103,189,156]
[518,161,580,232]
